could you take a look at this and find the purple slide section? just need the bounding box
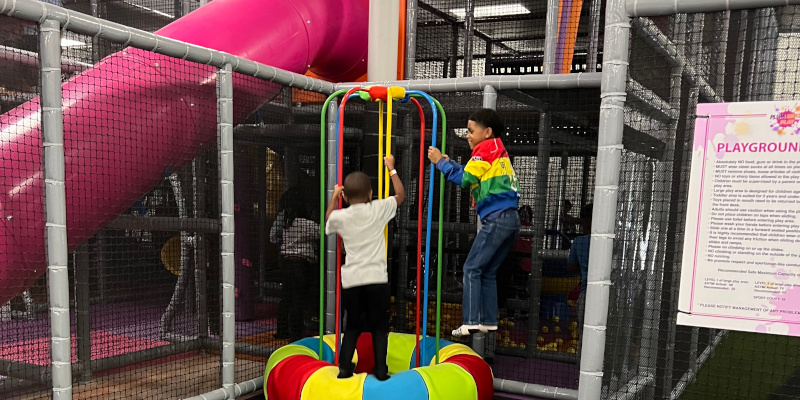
[0,0,368,305]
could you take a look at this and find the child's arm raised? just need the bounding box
[325,184,345,223]
[384,156,405,206]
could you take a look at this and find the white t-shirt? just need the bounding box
[325,197,398,289]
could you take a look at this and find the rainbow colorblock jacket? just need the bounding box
[435,138,520,220]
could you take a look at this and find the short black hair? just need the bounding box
[468,108,505,137]
[343,171,372,200]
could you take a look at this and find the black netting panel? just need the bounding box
[0,16,52,399]
[613,7,800,400]
[415,0,603,78]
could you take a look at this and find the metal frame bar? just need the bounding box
[0,0,333,93]
[669,330,727,400]
[587,0,603,73]
[630,18,722,102]
[405,0,418,80]
[335,73,601,92]
[40,18,73,400]
[495,379,578,400]
[217,63,236,398]
[579,0,629,400]
[463,0,475,76]
[627,0,800,17]
[183,377,263,400]
[325,100,339,333]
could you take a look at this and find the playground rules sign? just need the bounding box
[678,101,800,336]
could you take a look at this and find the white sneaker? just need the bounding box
[451,325,481,337]
[479,324,498,332]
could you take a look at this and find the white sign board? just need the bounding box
[678,101,800,336]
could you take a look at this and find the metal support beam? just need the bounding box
[627,0,800,17]
[183,377,263,400]
[325,100,338,333]
[631,18,722,102]
[482,85,497,109]
[41,18,73,400]
[543,0,560,74]
[579,0,629,399]
[105,215,220,233]
[217,63,235,398]
[463,0,475,77]
[405,0,418,80]
[336,73,602,92]
[587,0,602,73]
[495,379,578,400]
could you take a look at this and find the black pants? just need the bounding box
[276,257,317,341]
[339,283,390,376]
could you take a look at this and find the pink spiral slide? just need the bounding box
[0,0,368,305]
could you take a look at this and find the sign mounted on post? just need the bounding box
[678,101,800,336]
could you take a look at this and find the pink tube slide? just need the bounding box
[0,0,368,305]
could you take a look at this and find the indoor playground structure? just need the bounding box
[2,0,800,399]
[261,86,494,399]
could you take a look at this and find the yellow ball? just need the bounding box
[571,332,579,339]
[553,316,560,323]
[570,339,579,347]
[570,321,578,330]
[567,347,577,354]
[541,326,549,334]
[554,326,561,334]
[507,321,515,328]
[510,342,517,348]
[555,338,564,345]
[519,343,526,349]
[537,336,545,344]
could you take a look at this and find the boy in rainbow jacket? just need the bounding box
[427,108,521,337]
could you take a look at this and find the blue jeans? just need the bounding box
[462,209,520,326]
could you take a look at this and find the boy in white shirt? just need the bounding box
[325,156,405,381]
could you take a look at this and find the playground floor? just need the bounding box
[5,352,264,400]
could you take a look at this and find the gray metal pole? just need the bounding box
[657,14,690,398]
[482,85,497,109]
[642,14,686,400]
[41,18,73,400]
[463,0,475,77]
[404,0,418,80]
[543,0,560,74]
[713,12,730,97]
[495,378,578,400]
[527,110,550,358]
[587,0,602,73]
[335,72,603,92]
[183,376,263,400]
[325,100,339,333]
[579,0,629,399]
[193,156,209,339]
[630,18,721,102]
[450,24,460,78]
[525,0,560,355]
[669,330,726,400]
[217,63,236,398]
[89,0,100,63]
[627,0,800,17]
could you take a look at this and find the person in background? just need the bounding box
[270,188,319,342]
[566,203,593,366]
